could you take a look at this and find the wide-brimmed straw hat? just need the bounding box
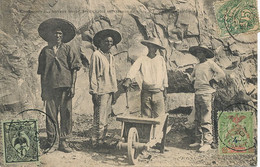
[141,38,165,49]
[189,46,214,58]
[38,18,76,43]
[93,29,121,47]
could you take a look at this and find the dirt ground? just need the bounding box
[0,112,257,167]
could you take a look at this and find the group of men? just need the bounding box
[37,18,225,153]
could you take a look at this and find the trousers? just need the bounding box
[45,87,72,143]
[141,90,165,118]
[194,93,214,144]
[141,90,166,143]
[92,93,112,140]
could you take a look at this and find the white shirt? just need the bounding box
[191,59,225,94]
[89,50,117,94]
[126,54,168,91]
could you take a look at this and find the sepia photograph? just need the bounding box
[0,0,258,166]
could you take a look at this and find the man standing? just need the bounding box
[89,29,121,147]
[123,38,168,141]
[37,18,81,153]
[189,46,225,152]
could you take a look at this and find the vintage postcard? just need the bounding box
[0,0,258,166]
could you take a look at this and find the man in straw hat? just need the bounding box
[188,45,225,152]
[37,18,81,153]
[123,38,168,142]
[89,29,121,147]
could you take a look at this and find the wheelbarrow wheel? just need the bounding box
[160,115,168,153]
[127,127,139,165]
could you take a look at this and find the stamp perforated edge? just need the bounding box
[217,110,256,155]
[1,119,40,165]
[213,0,259,40]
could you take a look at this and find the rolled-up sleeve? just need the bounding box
[69,46,82,71]
[126,57,142,80]
[190,69,195,82]
[37,49,45,75]
[210,60,225,81]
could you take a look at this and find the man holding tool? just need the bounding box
[37,18,81,153]
[122,37,168,122]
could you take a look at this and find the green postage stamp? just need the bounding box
[214,0,259,37]
[2,119,40,164]
[218,111,255,154]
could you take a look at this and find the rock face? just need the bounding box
[167,93,194,113]
[0,0,257,114]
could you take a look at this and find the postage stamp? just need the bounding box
[218,110,255,154]
[214,0,259,37]
[2,119,40,164]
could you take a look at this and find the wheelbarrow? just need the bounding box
[116,113,168,165]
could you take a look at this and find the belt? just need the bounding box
[142,89,162,93]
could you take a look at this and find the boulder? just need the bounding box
[166,93,194,112]
[167,69,194,93]
[0,30,37,111]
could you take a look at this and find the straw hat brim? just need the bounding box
[93,29,121,47]
[141,40,165,49]
[38,18,76,43]
[189,46,214,58]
